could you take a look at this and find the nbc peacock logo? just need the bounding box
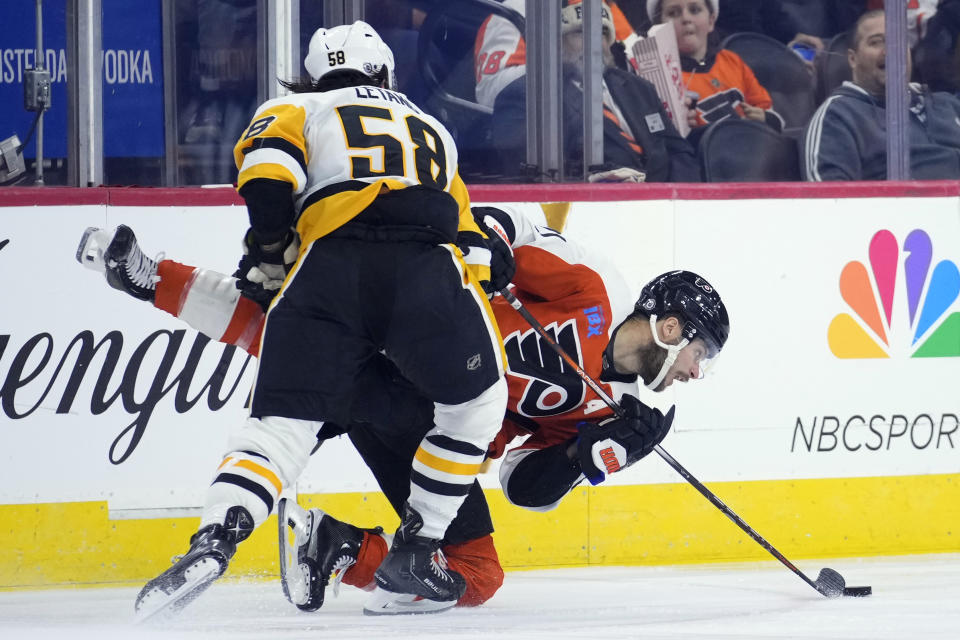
[828,229,960,358]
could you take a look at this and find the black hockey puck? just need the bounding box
[843,586,872,597]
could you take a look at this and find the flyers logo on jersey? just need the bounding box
[696,88,745,125]
[504,319,586,417]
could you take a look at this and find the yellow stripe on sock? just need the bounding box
[218,458,282,495]
[414,447,482,476]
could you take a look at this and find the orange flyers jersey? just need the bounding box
[486,205,640,457]
[684,50,777,127]
[474,0,634,108]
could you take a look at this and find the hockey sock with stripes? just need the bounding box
[408,432,487,540]
[200,450,283,530]
[154,260,264,356]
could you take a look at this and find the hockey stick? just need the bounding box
[499,288,871,598]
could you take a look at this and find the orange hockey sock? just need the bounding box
[154,260,195,316]
[341,530,389,590]
[444,534,504,606]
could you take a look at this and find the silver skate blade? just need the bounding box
[75,226,107,270]
[280,498,311,537]
[362,586,457,616]
[134,556,221,624]
[277,498,312,606]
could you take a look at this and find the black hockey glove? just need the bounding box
[233,227,300,311]
[456,228,513,297]
[485,230,515,294]
[576,395,675,485]
[467,208,516,296]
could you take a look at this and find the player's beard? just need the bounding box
[636,341,669,391]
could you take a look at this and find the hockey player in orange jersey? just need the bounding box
[78,203,729,615]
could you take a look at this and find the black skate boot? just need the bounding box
[134,506,253,622]
[363,504,466,616]
[97,224,160,301]
[278,498,383,612]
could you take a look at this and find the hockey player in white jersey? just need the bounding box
[132,21,509,619]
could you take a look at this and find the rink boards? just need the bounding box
[1,182,959,587]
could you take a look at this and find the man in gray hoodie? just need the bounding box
[803,9,960,181]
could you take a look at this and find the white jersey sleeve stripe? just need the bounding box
[240,147,308,193]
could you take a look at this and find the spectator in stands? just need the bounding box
[642,0,842,57]
[490,0,699,182]
[803,10,960,180]
[914,0,960,94]
[647,0,785,137]
[475,0,635,109]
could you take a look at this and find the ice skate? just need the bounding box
[75,226,113,273]
[134,506,251,622]
[278,497,384,612]
[76,224,160,301]
[363,504,465,616]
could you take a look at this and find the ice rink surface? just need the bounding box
[2,554,959,640]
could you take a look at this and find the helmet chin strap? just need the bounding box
[645,314,689,390]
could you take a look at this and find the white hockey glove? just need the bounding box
[234,227,300,310]
[576,395,674,485]
[587,167,646,183]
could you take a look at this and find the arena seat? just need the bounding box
[416,0,523,181]
[815,30,853,104]
[698,118,801,182]
[721,32,817,131]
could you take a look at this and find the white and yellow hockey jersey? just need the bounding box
[233,85,481,251]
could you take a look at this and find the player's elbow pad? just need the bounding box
[504,442,583,509]
[239,178,296,245]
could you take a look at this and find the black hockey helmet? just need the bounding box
[635,270,729,357]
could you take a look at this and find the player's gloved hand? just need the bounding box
[575,395,675,485]
[234,227,300,310]
[474,210,516,295]
[456,227,515,298]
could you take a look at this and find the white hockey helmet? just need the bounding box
[303,21,396,89]
[561,0,616,40]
